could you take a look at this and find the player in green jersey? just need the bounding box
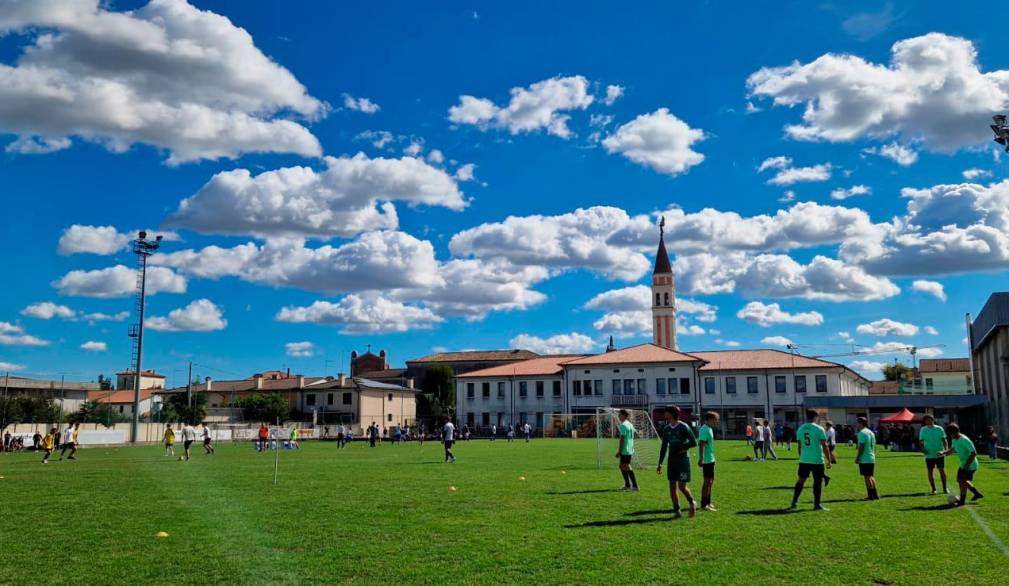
[854,417,879,500]
[918,414,949,494]
[616,410,638,491]
[939,423,983,506]
[657,406,697,519]
[789,409,832,511]
[696,411,719,512]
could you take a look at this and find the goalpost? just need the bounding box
[595,407,661,470]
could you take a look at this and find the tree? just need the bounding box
[237,393,289,423]
[69,401,129,426]
[0,395,61,429]
[418,364,455,423]
[165,392,207,425]
[882,363,913,382]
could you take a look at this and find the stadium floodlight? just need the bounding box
[991,114,1009,151]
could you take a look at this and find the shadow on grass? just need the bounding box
[625,509,673,517]
[761,485,794,490]
[735,508,800,516]
[565,516,671,528]
[898,503,953,511]
[546,489,619,495]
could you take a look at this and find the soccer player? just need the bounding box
[289,428,300,449]
[854,417,879,500]
[789,409,832,511]
[918,414,949,494]
[491,424,497,441]
[507,425,515,442]
[163,424,176,457]
[762,419,778,461]
[442,418,456,463]
[41,426,57,464]
[825,421,838,464]
[657,406,697,518]
[697,411,719,511]
[940,423,983,506]
[180,422,197,461]
[745,422,754,446]
[615,409,638,492]
[201,423,215,455]
[523,422,532,443]
[258,423,269,452]
[752,419,765,461]
[59,422,80,461]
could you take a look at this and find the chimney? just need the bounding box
[254,373,263,390]
[205,376,212,391]
[338,372,346,386]
[286,367,290,379]
[407,377,415,389]
[297,375,305,389]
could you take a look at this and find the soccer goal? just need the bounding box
[594,407,661,470]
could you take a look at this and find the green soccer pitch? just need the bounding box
[1,439,1007,584]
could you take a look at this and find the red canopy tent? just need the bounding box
[878,408,923,424]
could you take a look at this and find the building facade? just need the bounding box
[116,370,166,391]
[970,292,1009,440]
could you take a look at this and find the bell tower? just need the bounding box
[652,216,676,349]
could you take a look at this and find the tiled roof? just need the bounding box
[458,355,587,378]
[869,380,899,395]
[115,370,165,378]
[408,349,539,363]
[89,389,155,404]
[563,344,704,366]
[919,358,970,373]
[355,368,407,378]
[693,349,840,371]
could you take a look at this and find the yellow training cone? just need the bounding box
[560,471,567,475]
[156,531,169,538]
[448,485,457,492]
[517,476,526,481]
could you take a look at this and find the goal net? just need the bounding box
[594,408,661,470]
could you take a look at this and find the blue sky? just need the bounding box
[1,0,1006,387]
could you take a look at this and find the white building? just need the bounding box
[116,370,166,391]
[453,222,870,436]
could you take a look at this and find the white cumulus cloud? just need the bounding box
[285,341,315,357]
[737,301,824,327]
[509,332,597,355]
[276,294,442,334]
[53,265,186,298]
[343,94,380,114]
[448,75,593,138]
[602,108,705,176]
[856,318,919,337]
[760,335,793,347]
[145,299,226,332]
[80,340,107,352]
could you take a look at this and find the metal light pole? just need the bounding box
[129,231,162,443]
[787,344,798,422]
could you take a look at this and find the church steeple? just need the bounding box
[651,216,677,349]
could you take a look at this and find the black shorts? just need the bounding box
[184,440,194,449]
[754,441,764,449]
[444,440,454,449]
[203,438,211,445]
[858,463,875,476]
[797,463,825,480]
[64,442,76,450]
[619,454,633,465]
[957,468,976,482]
[925,457,945,471]
[667,460,691,483]
[701,463,715,479]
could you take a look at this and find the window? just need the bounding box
[774,376,786,394]
[536,412,544,428]
[636,379,647,394]
[925,378,934,389]
[663,292,670,306]
[679,378,690,395]
[497,381,506,398]
[594,380,603,395]
[815,375,828,393]
[519,412,528,424]
[497,412,504,427]
[519,381,528,397]
[466,382,475,399]
[327,393,334,405]
[656,378,667,395]
[624,379,635,395]
[726,377,737,394]
[466,412,475,427]
[573,380,582,396]
[667,378,677,395]
[746,377,758,394]
[552,381,562,397]
[481,412,490,426]
[481,382,490,399]
[343,392,353,405]
[794,375,807,393]
[536,381,544,397]
[655,292,661,306]
[388,393,394,402]
[704,377,715,395]
[612,380,621,395]
[387,414,393,422]
[306,394,316,406]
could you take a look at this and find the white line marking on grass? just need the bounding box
[968,508,1009,559]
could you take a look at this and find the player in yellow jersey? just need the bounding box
[41,427,57,464]
[164,424,176,457]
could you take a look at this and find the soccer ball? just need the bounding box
[178,456,184,462]
[947,494,959,506]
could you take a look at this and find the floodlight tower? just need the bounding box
[128,231,162,443]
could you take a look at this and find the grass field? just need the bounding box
[1,438,1008,585]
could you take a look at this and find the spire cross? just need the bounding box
[659,215,665,238]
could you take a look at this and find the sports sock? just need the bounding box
[812,479,823,506]
[620,469,630,487]
[791,483,803,505]
[969,485,982,498]
[628,471,638,489]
